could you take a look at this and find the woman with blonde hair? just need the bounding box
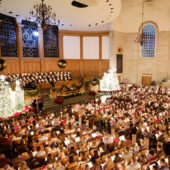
[104,156,115,169]
[60,151,69,165]
[54,160,65,170]
[18,161,30,170]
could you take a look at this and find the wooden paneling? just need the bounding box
[142,75,152,85]
[83,60,100,77]
[118,75,121,83]
[1,57,109,79]
[102,60,109,74]
[22,59,41,73]
[60,30,109,37]
[83,60,99,71]
[43,59,59,72]
[1,58,20,74]
[64,59,81,77]
[1,29,110,78]
[65,60,80,71]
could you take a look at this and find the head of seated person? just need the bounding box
[68,122,72,129]
[80,152,87,162]
[54,160,64,169]
[92,150,99,159]
[134,143,139,152]
[66,156,77,168]
[84,164,90,170]
[104,156,114,168]
[36,146,46,158]
[18,161,29,170]
[91,141,98,149]
[70,146,76,155]
[76,131,80,137]
[114,153,122,163]
[91,157,101,169]
[4,163,14,170]
[47,154,54,164]
[160,158,168,168]
[152,164,159,170]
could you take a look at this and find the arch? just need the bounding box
[139,21,158,58]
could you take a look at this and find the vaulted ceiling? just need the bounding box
[0,0,121,31]
[0,0,170,32]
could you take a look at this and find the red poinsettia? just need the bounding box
[54,96,64,103]
[89,90,96,96]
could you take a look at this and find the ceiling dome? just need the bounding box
[0,0,121,31]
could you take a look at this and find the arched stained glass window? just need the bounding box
[141,24,155,58]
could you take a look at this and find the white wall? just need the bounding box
[63,36,80,59]
[112,30,170,84]
[83,37,99,59]
[102,36,110,59]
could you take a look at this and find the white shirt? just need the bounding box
[35,150,46,157]
[127,162,141,170]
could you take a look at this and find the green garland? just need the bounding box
[60,83,83,91]
[91,78,99,86]
[24,88,40,97]
[51,86,56,92]
[51,82,84,92]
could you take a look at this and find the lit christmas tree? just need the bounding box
[0,75,24,118]
[100,68,120,91]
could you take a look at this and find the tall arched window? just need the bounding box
[141,24,155,58]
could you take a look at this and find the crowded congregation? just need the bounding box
[0,85,169,170]
[0,0,170,169]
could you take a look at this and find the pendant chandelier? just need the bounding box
[30,0,57,30]
[135,0,145,46]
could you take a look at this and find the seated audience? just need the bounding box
[0,85,169,169]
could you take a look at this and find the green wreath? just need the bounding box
[58,59,67,68]
[0,59,6,71]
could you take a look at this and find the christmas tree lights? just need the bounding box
[100,68,120,91]
[0,75,24,118]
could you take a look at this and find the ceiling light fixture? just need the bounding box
[71,1,88,8]
[135,0,145,46]
[30,0,57,30]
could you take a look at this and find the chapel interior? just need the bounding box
[0,0,169,169]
